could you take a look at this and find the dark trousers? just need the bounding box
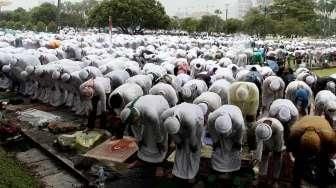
[87,96,107,129]
[293,153,329,188]
[173,177,194,188]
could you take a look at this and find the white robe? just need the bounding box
[269,99,299,126]
[315,90,336,116]
[180,79,208,102]
[255,117,284,178]
[208,105,245,173]
[126,75,153,94]
[109,83,143,115]
[208,79,231,105]
[123,95,170,163]
[161,103,204,179]
[174,73,192,90]
[193,92,221,113]
[262,76,285,114]
[149,83,178,107]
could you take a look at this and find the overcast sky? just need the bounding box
[4,0,241,18]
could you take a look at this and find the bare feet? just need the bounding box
[155,167,164,177]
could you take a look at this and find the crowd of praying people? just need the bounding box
[1,28,336,187]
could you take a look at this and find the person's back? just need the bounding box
[288,116,336,187]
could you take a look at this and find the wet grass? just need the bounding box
[314,68,336,77]
[0,147,40,188]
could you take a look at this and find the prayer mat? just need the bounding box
[84,136,138,163]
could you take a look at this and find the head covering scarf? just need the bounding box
[295,88,309,108]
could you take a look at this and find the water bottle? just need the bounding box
[97,167,106,188]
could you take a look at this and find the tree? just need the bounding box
[60,12,85,28]
[276,18,304,37]
[269,0,319,36]
[197,15,223,33]
[47,21,57,33]
[10,8,29,23]
[223,18,243,34]
[270,0,317,22]
[61,0,98,28]
[25,22,34,31]
[31,3,58,24]
[88,0,170,34]
[169,16,180,30]
[317,0,336,35]
[243,9,268,36]
[180,17,199,33]
[214,9,222,15]
[35,21,46,32]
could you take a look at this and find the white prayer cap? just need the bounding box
[25,66,34,75]
[270,79,281,91]
[164,116,180,135]
[306,75,315,85]
[20,71,28,80]
[255,123,272,141]
[52,70,60,80]
[215,114,232,134]
[2,65,10,73]
[278,106,291,122]
[61,73,71,82]
[236,86,249,101]
[79,69,89,81]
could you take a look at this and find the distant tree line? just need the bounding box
[0,0,335,37]
[0,0,98,32]
[171,0,335,37]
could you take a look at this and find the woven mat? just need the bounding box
[84,136,138,163]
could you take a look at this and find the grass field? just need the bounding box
[314,68,336,77]
[0,147,40,188]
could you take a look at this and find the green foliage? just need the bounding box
[270,0,316,22]
[31,3,57,24]
[0,20,6,27]
[316,0,336,36]
[0,0,333,37]
[60,12,85,28]
[223,18,243,34]
[0,148,40,188]
[60,0,98,28]
[180,17,199,33]
[169,17,180,30]
[88,0,170,34]
[11,8,29,23]
[314,67,336,77]
[47,21,57,33]
[35,21,46,32]
[268,0,320,36]
[197,15,223,33]
[243,9,268,36]
[25,22,34,31]
[12,21,23,30]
